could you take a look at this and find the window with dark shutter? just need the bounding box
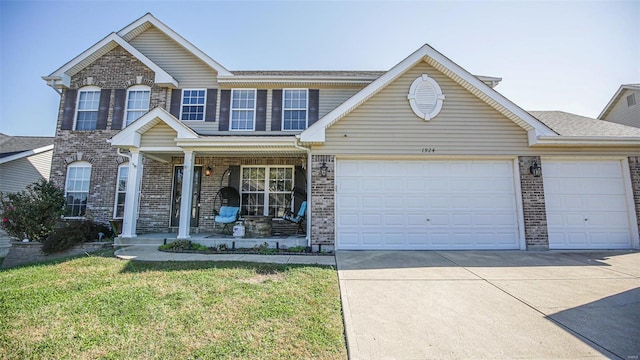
[96,89,111,130]
[271,90,283,131]
[205,89,218,122]
[111,89,126,130]
[219,90,231,131]
[255,90,267,131]
[170,89,182,118]
[60,89,77,130]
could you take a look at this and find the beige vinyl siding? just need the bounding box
[315,61,640,156]
[140,123,178,147]
[128,26,218,88]
[319,88,361,118]
[602,89,640,128]
[0,150,53,193]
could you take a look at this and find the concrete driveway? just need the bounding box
[336,251,639,359]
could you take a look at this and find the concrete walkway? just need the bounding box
[336,250,639,360]
[114,245,336,266]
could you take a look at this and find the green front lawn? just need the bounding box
[0,252,346,359]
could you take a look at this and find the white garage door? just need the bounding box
[543,160,633,249]
[336,160,520,250]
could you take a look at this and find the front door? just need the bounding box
[171,166,202,227]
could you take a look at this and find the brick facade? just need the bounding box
[50,45,167,227]
[310,155,335,245]
[628,156,640,238]
[518,156,549,250]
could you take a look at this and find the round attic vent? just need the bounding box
[407,74,445,120]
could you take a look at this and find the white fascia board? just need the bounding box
[117,14,232,77]
[300,44,555,143]
[596,85,640,120]
[176,136,299,148]
[218,75,378,85]
[0,145,54,165]
[424,47,555,136]
[300,45,430,143]
[532,135,640,147]
[46,33,178,88]
[110,107,198,147]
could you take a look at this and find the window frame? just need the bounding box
[240,165,294,218]
[64,161,92,218]
[281,88,309,131]
[124,85,151,128]
[113,163,128,219]
[74,86,101,131]
[180,89,207,121]
[230,89,256,131]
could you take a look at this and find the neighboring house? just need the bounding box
[598,84,640,128]
[0,133,54,193]
[42,13,640,251]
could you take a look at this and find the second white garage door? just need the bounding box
[336,160,520,250]
[542,160,634,249]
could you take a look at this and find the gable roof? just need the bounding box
[0,134,54,158]
[43,32,178,89]
[109,107,198,149]
[117,13,232,77]
[300,44,555,143]
[530,111,640,137]
[598,84,640,120]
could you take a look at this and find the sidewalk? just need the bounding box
[114,245,336,266]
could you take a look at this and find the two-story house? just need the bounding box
[43,13,640,251]
[598,84,640,128]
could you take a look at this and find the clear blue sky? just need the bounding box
[1,1,638,136]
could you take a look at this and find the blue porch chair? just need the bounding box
[282,201,307,234]
[214,206,240,234]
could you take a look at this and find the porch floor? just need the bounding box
[115,232,308,248]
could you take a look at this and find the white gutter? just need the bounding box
[42,76,62,95]
[293,137,313,250]
[531,136,640,147]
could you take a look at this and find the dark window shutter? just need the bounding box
[294,166,307,211]
[205,89,217,122]
[96,89,111,130]
[111,89,126,130]
[255,90,267,131]
[61,89,77,130]
[219,90,231,131]
[228,165,240,191]
[271,90,282,131]
[308,89,319,127]
[170,88,182,119]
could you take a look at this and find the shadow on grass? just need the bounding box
[0,248,117,271]
[118,258,331,274]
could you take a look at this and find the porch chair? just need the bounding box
[214,206,240,234]
[282,201,307,234]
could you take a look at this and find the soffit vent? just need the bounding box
[408,74,445,120]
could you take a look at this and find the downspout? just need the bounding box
[293,138,312,250]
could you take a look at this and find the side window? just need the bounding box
[282,89,308,130]
[181,89,206,121]
[75,86,101,130]
[113,163,128,219]
[125,85,150,127]
[230,89,256,131]
[65,161,91,217]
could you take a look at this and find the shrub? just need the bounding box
[42,220,113,254]
[159,240,209,252]
[0,180,65,241]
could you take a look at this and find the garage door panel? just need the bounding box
[543,160,632,249]
[336,160,520,250]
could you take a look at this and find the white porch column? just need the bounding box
[121,150,143,238]
[177,150,195,239]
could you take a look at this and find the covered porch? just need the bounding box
[109,108,312,246]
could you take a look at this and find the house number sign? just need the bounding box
[421,147,436,153]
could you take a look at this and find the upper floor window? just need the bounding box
[125,85,150,127]
[65,161,91,217]
[113,163,128,219]
[75,86,101,130]
[180,89,206,121]
[282,89,308,130]
[231,89,256,131]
